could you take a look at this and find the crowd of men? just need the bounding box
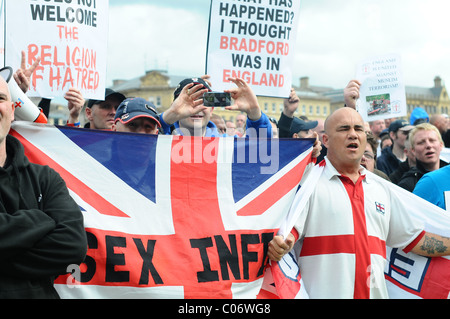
[2,54,450,299]
[59,74,450,197]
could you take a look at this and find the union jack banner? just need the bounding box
[10,121,315,299]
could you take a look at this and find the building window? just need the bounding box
[323,106,327,116]
[302,105,306,115]
[309,105,313,115]
[264,103,268,112]
[272,103,276,112]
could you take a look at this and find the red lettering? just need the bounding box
[249,39,257,52]
[258,40,265,53]
[53,46,65,67]
[81,69,88,89]
[62,68,74,88]
[223,70,230,83]
[220,36,228,50]
[94,72,99,90]
[279,75,285,87]
[230,37,238,51]
[27,44,39,65]
[269,74,277,87]
[66,45,71,66]
[57,25,79,40]
[90,51,96,70]
[32,66,44,90]
[41,45,52,66]
[238,40,247,52]
[72,47,81,67]
[49,67,61,88]
[87,70,95,90]
[267,42,275,54]
[276,42,284,55]
[218,37,289,56]
[260,73,268,86]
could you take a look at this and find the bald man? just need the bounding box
[268,107,450,299]
[0,76,86,298]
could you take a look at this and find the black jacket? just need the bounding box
[389,160,411,185]
[397,159,448,192]
[376,146,400,177]
[0,135,87,298]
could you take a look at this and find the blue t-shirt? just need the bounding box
[413,165,450,210]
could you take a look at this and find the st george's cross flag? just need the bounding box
[9,121,316,299]
[264,163,450,299]
[378,172,450,299]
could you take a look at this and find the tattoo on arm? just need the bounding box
[420,235,448,255]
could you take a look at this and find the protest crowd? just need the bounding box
[1,45,450,299]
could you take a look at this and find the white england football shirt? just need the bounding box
[293,158,425,299]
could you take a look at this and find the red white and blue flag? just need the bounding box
[10,121,315,299]
[379,172,450,299]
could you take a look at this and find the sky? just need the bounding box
[107,0,450,90]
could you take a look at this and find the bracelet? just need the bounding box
[66,120,80,127]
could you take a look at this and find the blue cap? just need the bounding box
[114,98,161,127]
[410,107,429,125]
[289,117,318,136]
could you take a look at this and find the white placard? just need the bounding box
[206,0,301,98]
[356,53,407,122]
[4,0,108,99]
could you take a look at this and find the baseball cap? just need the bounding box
[289,117,318,136]
[409,107,429,125]
[87,88,126,108]
[388,119,414,133]
[379,128,389,138]
[173,77,212,100]
[114,97,161,128]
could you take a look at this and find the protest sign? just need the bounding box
[206,0,301,98]
[355,54,407,122]
[4,0,108,99]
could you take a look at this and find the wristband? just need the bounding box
[66,120,80,127]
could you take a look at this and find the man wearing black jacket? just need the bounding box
[397,123,447,192]
[0,76,87,298]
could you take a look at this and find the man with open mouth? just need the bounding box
[397,123,447,192]
[268,107,450,299]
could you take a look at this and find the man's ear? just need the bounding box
[85,107,93,121]
[322,133,329,148]
[10,102,15,122]
[389,131,396,140]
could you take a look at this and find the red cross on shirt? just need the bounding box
[300,174,386,299]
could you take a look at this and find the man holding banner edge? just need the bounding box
[268,107,450,299]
